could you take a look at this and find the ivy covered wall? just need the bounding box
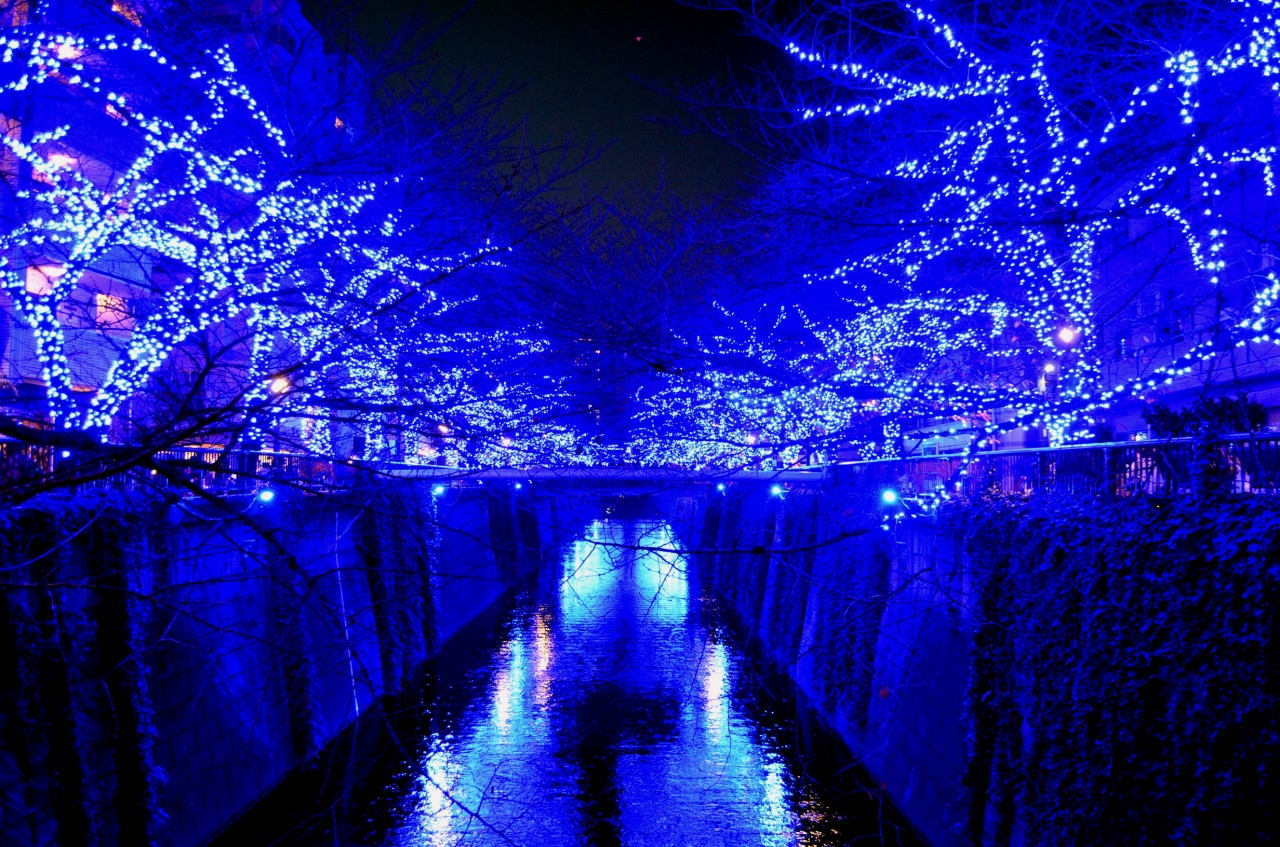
[963,494,1279,847]
[683,482,1278,847]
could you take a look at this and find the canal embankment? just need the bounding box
[4,473,1275,847]
[665,482,1279,847]
[0,481,594,847]
[211,518,925,847]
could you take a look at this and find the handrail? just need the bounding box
[831,432,1280,497]
[5,433,1279,498]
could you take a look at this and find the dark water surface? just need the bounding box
[217,520,922,847]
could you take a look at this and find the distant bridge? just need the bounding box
[384,466,829,485]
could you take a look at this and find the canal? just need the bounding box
[214,519,922,846]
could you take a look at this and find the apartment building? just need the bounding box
[0,0,355,447]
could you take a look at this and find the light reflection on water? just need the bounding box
[390,520,881,847]
[221,519,920,847]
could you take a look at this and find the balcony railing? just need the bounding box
[832,432,1280,498]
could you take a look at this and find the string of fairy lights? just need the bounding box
[632,0,1280,480]
[10,2,1280,475]
[0,19,589,466]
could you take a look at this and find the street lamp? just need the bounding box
[1042,361,1060,401]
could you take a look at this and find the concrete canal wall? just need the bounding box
[665,484,970,847]
[4,475,1273,847]
[0,482,592,847]
[664,480,1279,847]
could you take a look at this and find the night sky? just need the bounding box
[357,0,777,199]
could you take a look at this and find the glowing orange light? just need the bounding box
[111,1,142,26]
[95,293,132,330]
[25,264,64,295]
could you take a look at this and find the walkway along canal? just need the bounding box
[214,519,922,846]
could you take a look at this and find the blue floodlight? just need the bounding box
[257,488,276,503]
[716,483,726,492]
[514,482,523,490]
[432,485,446,496]
[881,489,898,505]
[771,484,784,496]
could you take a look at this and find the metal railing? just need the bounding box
[0,441,349,498]
[832,433,1280,498]
[6,433,1280,501]
[148,446,346,495]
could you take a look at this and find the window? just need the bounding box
[95,293,133,331]
[24,264,64,296]
[111,1,142,26]
[2,1,29,27]
[33,153,78,185]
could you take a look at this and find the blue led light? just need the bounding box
[882,489,898,505]
[257,489,276,503]
[432,485,446,496]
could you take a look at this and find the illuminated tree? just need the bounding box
[664,0,1280,469]
[0,4,590,499]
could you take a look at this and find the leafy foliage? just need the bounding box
[0,491,164,846]
[963,492,1280,846]
[1142,393,1267,438]
[355,481,438,693]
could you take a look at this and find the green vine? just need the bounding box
[0,491,172,847]
[356,482,437,694]
[962,492,1280,846]
[86,500,168,846]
